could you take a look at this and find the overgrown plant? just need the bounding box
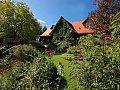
[9,45,39,62]
[71,34,120,90]
[0,55,61,90]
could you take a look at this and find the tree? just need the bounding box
[0,0,40,43]
[85,0,120,34]
[40,26,47,34]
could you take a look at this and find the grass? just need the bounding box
[50,53,80,90]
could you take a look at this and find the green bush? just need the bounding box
[71,34,120,90]
[0,55,61,90]
[0,72,13,89]
[55,41,71,53]
[32,56,60,90]
[10,45,40,62]
[67,45,80,54]
[31,41,44,51]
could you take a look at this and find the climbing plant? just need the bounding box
[51,16,74,42]
[51,16,75,52]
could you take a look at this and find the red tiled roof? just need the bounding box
[40,25,54,36]
[40,28,52,36]
[71,20,94,34]
[40,20,94,36]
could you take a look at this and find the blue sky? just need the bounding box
[16,0,97,27]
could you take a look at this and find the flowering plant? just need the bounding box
[71,34,120,90]
[100,34,112,45]
[44,48,55,56]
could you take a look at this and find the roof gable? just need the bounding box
[51,16,74,34]
[40,17,94,36]
[40,25,54,36]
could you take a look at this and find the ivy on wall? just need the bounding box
[51,16,74,42]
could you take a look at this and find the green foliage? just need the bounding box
[0,72,13,89]
[47,16,75,52]
[10,45,39,62]
[0,0,40,42]
[51,54,79,90]
[71,34,120,90]
[78,34,100,60]
[55,41,71,53]
[32,57,60,90]
[111,11,120,38]
[85,0,120,34]
[67,45,81,54]
[40,26,47,34]
[52,16,74,42]
[0,55,61,90]
[31,41,44,51]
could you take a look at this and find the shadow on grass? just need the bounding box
[59,76,67,90]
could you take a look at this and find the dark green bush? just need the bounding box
[55,41,71,53]
[31,41,44,51]
[32,56,60,90]
[0,55,61,90]
[10,45,40,62]
[71,34,120,90]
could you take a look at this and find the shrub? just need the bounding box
[48,41,57,50]
[9,45,40,62]
[0,72,12,89]
[31,40,44,51]
[32,56,60,90]
[55,41,71,53]
[67,46,80,54]
[0,55,61,90]
[71,34,120,90]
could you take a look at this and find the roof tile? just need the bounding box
[71,20,94,34]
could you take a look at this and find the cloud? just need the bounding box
[37,19,46,24]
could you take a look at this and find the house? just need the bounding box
[40,16,94,43]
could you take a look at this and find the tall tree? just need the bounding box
[0,0,40,42]
[85,0,120,34]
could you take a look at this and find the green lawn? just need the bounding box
[50,54,80,90]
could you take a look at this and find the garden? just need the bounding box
[0,0,120,90]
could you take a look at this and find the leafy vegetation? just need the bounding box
[0,0,40,43]
[51,54,80,90]
[40,26,47,34]
[111,11,120,38]
[85,0,120,34]
[70,11,120,89]
[9,45,39,62]
[52,16,74,42]
[0,0,120,90]
[51,16,75,52]
[71,34,120,90]
[0,55,61,90]
[67,45,81,54]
